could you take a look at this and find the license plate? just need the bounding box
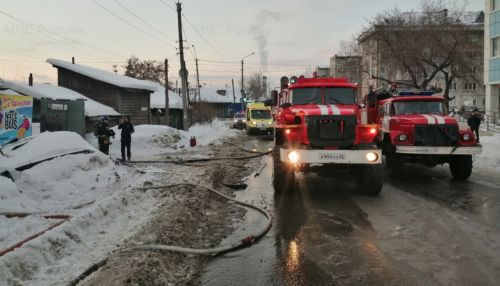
[414,147,439,153]
[319,153,345,161]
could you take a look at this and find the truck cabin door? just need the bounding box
[365,92,378,124]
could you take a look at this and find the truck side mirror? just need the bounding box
[271,90,279,106]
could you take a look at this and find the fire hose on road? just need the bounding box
[132,183,272,254]
[70,183,272,285]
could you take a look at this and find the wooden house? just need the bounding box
[47,58,157,124]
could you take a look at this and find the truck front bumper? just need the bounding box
[395,145,482,155]
[280,148,382,164]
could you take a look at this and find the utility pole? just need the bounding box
[164,58,169,126]
[177,1,189,131]
[241,52,255,102]
[192,44,201,102]
[232,78,236,104]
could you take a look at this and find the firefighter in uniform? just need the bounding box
[94,116,115,155]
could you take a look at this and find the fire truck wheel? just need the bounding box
[449,155,472,181]
[273,146,295,192]
[354,164,384,196]
[385,153,404,179]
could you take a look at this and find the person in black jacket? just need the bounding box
[94,116,115,155]
[118,115,134,161]
[467,109,482,143]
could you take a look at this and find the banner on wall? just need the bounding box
[0,94,33,146]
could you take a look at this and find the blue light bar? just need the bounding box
[398,90,434,96]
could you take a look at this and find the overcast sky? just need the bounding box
[0,0,483,90]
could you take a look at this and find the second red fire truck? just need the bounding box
[364,89,482,180]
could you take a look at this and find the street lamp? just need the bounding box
[241,52,255,100]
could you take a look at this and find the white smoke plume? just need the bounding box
[251,10,280,71]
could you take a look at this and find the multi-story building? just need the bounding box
[330,55,362,83]
[359,10,484,109]
[485,0,500,119]
[314,66,331,78]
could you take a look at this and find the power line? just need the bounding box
[90,0,176,49]
[181,13,229,60]
[112,0,176,42]
[0,9,126,60]
[0,9,112,61]
[159,0,176,12]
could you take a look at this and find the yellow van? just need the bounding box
[245,102,273,135]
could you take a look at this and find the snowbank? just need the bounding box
[85,119,237,160]
[0,131,157,285]
[475,133,500,173]
[0,131,97,170]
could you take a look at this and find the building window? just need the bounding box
[464,83,477,90]
[493,37,500,57]
[493,0,499,11]
[451,82,457,90]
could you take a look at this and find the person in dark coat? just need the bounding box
[94,116,115,155]
[467,109,482,143]
[118,115,134,161]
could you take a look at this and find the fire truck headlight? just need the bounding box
[366,152,378,162]
[462,133,470,141]
[369,128,377,135]
[288,151,300,163]
[398,134,407,141]
[285,128,291,135]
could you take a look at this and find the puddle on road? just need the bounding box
[201,153,413,285]
[388,164,500,226]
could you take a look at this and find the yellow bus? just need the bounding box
[245,102,273,135]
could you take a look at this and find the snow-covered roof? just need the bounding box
[150,85,183,109]
[47,58,158,92]
[0,89,20,95]
[198,86,241,103]
[0,80,120,117]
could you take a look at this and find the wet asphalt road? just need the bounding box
[201,136,500,286]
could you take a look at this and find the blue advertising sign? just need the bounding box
[0,94,33,146]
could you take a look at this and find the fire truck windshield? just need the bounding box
[251,110,272,119]
[291,88,322,104]
[393,101,445,115]
[325,87,356,104]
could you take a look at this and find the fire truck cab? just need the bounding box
[368,90,482,180]
[270,76,383,195]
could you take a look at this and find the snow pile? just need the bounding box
[47,58,158,92]
[86,119,237,160]
[475,133,500,173]
[0,131,158,285]
[0,131,96,170]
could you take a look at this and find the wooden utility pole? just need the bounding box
[232,78,236,104]
[164,58,169,126]
[177,1,189,130]
[195,57,200,102]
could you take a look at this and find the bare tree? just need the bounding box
[360,0,482,108]
[123,56,174,89]
[246,72,266,101]
[338,37,361,56]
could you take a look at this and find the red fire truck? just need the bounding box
[269,76,383,195]
[365,89,482,180]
